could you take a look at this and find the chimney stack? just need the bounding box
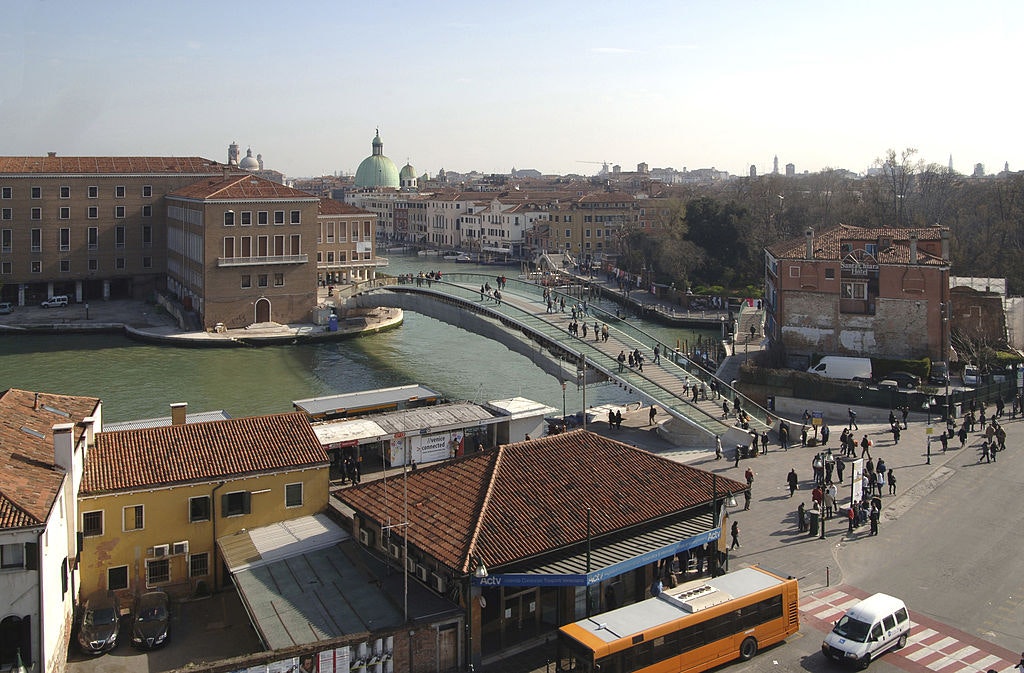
[53,423,75,472]
[170,402,188,426]
[941,228,950,262]
[804,227,814,260]
[909,234,918,265]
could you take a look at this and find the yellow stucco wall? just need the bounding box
[77,466,328,600]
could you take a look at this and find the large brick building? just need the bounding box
[765,224,952,364]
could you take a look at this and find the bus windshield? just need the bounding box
[832,615,871,642]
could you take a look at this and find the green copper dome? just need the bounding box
[354,130,400,189]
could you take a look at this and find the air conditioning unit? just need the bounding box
[150,544,169,558]
[388,543,401,559]
[406,558,417,573]
[172,541,189,556]
[431,572,447,594]
[416,565,429,582]
[358,529,372,546]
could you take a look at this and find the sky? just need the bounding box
[3,0,1022,179]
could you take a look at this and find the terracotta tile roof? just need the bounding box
[0,156,223,174]
[0,388,102,529]
[82,412,328,495]
[168,174,318,201]
[336,430,746,574]
[319,198,370,216]
[767,223,947,265]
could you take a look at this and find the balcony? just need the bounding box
[217,254,308,267]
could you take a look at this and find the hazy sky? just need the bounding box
[3,0,1020,179]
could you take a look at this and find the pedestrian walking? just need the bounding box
[958,425,968,449]
[760,431,769,455]
[653,344,661,364]
[836,457,845,483]
[734,445,741,468]
[722,400,730,419]
[617,350,626,373]
[614,409,623,430]
[787,468,798,497]
[797,502,807,532]
[715,435,723,460]
[888,469,896,495]
[869,504,880,536]
[649,404,657,425]
[745,467,755,489]
[901,405,909,429]
[860,435,872,459]
[730,521,740,549]
[848,408,858,430]
[743,488,751,510]
[892,424,901,444]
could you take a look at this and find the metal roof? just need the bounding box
[103,410,231,432]
[485,396,559,420]
[293,385,441,417]
[220,515,460,650]
[313,402,502,447]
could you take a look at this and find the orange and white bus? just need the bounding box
[556,566,800,673]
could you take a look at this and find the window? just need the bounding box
[88,259,98,272]
[290,234,300,255]
[115,185,125,198]
[564,228,571,238]
[87,227,98,250]
[257,274,268,287]
[115,206,125,218]
[108,565,128,590]
[59,228,70,251]
[31,186,41,199]
[1,229,10,252]
[59,207,70,219]
[841,282,867,300]
[224,211,235,226]
[31,207,41,220]
[258,211,268,225]
[88,185,98,198]
[61,558,68,595]
[31,261,41,273]
[142,205,152,217]
[1,187,10,199]
[87,206,98,219]
[189,496,211,522]
[274,210,285,225]
[1,262,10,274]
[115,257,125,270]
[222,491,251,517]
[241,211,252,226]
[223,237,235,258]
[240,274,251,289]
[142,225,152,247]
[825,268,835,280]
[60,259,70,273]
[115,226,125,248]
[123,504,144,531]
[290,210,301,224]
[146,558,169,585]
[285,482,303,507]
[0,543,24,569]
[274,273,284,287]
[1,208,10,220]
[31,228,41,252]
[142,185,152,197]
[142,256,152,269]
[60,186,70,198]
[189,553,210,577]
[789,265,800,278]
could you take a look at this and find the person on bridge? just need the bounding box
[617,350,626,372]
[649,405,658,425]
[653,344,661,364]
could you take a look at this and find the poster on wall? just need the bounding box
[413,432,451,464]
[318,646,350,673]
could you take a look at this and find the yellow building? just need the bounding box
[78,411,329,601]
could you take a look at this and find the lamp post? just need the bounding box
[469,559,488,671]
[561,380,567,428]
[924,397,936,464]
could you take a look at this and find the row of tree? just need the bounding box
[616,149,1024,296]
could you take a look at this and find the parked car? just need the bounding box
[40,295,69,308]
[77,591,121,655]
[0,302,12,314]
[880,371,920,389]
[131,591,170,649]
[928,361,949,385]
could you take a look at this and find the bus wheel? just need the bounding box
[739,637,758,660]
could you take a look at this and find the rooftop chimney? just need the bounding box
[170,402,188,426]
[34,392,40,410]
[909,234,918,265]
[82,416,96,450]
[47,151,57,157]
[941,228,950,262]
[53,423,75,472]
[804,227,814,260]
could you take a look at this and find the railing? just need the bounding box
[217,254,308,267]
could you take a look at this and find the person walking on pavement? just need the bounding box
[869,504,880,536]
[734,445,742,468]
[730,520,741,549]
[797,502,807,532]
[760,431,769,455]
[836,457,845,483]
[649,404,657,425]
[848,408,858,430]
[715,435,723,460]
[888,469,896,495]
[860,434,872,459]
[745,467,754,489]
[787,468,799,497]
[743,488,751,510]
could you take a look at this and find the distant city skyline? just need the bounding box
[3,0,1020,179]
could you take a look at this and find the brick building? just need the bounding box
[765,224,952,364]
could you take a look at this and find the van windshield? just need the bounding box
[832,615,871,642]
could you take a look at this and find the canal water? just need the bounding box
[0,255,717,422]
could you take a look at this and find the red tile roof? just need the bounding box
[0,388,102,529]
[168,174,318,200]
[319,198,370,215]
[82,412,328,495]
[336,430,746,574]
[768,223,947,265]
[0,156,223,174]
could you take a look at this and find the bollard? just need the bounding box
[826,566,830,586]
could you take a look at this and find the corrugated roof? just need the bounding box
[103,410,231,432]
[0,388,101,528]
[294,384,441,417]
[83,412,328,495]
[0,156,223,174]
[336,430,746,574]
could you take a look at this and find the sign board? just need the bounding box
[389,430,465,466]
[849,458,864,505]
[812,411,823,427]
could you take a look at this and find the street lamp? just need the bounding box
[924,397,936,464]
[561,380,567,428]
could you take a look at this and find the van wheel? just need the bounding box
[896,633,908,649]
[859,653,872,669]
[739,637,758,661]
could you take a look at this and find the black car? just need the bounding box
[131,591,170,649]
[77,591,121,654]
[884,371,921,389]
[928,361,949,385]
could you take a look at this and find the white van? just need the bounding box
[807,356,873,381]
[822,593,910,668]
[40,295,69,308]
[962,365,980,386]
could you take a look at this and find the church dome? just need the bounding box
[400,162,416,180]
[239,148,260,171]
[354,130,400,189]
